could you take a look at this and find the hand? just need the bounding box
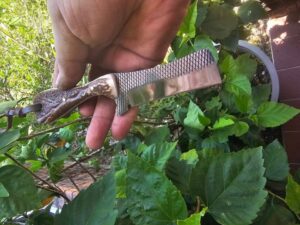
[48,0,190,149]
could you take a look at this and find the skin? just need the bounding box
[47,0,190,149]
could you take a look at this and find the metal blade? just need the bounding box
[127,63,221,106]
[115,49,221,115]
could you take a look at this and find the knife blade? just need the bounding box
[33,49,221,123]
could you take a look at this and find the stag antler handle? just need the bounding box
[34,74,118,123]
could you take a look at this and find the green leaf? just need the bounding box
[217,120,249,139]
[235,54,257,79]
[286,175,300,215]
[113,155,128,171]
[202,4,238,39]
[55,172,117,225]
[48,161,64,183]
[20,139,37,160]
[198,114,211,127]
[240,126,265,148]
[194,35,218,61]
[144,126,170,145]
[180,149,199,166]
[0,101,18,115]
[233,121,249,136]
[263,139,289,181]
[173,107,188,124]
[252,84,271,109]
[28,206,55,225]
[127,153,188,225]
[166,156,193,194]
[235,93,254,113]
[175,41,195,59]
[225,75,252,97]
[48,148,72,165]
[201,137,231,152]
[204,121,249,148]
[205,96,222,111]
[113,155,128,199]
[211,117,235,130]
[238,0,266,24]
[27,160,43,172]
[220,54,257,79]
[178,0,198,39]
[184,101,205,131]
[0,129,20,153]
[55,112,80,125]
[256,102,300,128]
[0,182,9,198]
[220,55,236,75]
[253,201,297,225]
[196,5,208,27]
[115,169,126,198]
[220,30,239,52]
[0,165,41,219]
[177,208,207,225]
[224,0,240,6]
[120,135,141,152]
[141,142,177,171]
[58,127,74,142]
[190,148,267,225]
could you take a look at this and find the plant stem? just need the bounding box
[67,175,81,192]
[268,190,300,221]
[61,149,102,173]
[36,184,64,197]
[4,153,69,202]
[70,156,97,182]
[134,119,174,126]
[19,117,91,141]
[267,190,286,204]
[196,196,201,213]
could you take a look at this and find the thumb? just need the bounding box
[48,0,88,89]
[54,58,87,89]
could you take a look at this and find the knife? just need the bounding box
[33,49,221,123]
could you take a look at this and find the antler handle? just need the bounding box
[34,74,118,123]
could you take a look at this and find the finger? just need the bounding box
[48,0,88,89]
[79,98,97,117]
[112,107,138,140]
[85,96,116,149]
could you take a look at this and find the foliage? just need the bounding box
[55,172,117,225]
[0,0,54,102]
[1,0,300,225]
[0,165,41,219]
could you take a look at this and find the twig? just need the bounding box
[70,156,97,182]
[268,190,286,204]
[67,175,81,192]
[196,196,201,213]
[4,153,69,202]
[134,118,175,126]
[36,184,64,197]
[61,149,102,173]
[19,117,91,141]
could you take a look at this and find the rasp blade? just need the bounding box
[115,49,220,115]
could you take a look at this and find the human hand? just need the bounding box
[47,0,190,149]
